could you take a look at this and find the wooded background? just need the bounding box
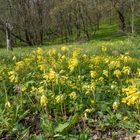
[0,0,140,47]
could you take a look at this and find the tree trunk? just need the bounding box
[131,1,134,34]
[117,0,126,32]
[6,22,13,51]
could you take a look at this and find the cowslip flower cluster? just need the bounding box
[4,46,139,123]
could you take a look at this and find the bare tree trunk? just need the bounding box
[118,0,126,32]
[131,0,134,34]
[111,0,126,32]
[6,22,13,51]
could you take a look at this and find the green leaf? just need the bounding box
[55,122,70,133]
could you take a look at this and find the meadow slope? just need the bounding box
[0,37,140,139]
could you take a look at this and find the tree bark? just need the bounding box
[6,22,13,51]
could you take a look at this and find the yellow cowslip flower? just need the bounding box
[15,61,25,71]
[109,61,120,69]
[103,70,108,77]
[72,49,80,58]
[84,112,88,120]
[127,93,139,105]
[93,56,100,65]
[122,98,127,104]
[12,56,16,61]
[38,64,46,71]
[43,69,58,82]
[123,116,128,121]
[38,86,44,94]
[61,55,66,60]
[40,95,48,107]
[113,69,121,78]
[125,78,135,84]
[78,75,83,80]
[82,83,89,92]
[137,69,140,77]
[21,86,26,92]
[111,84,116,90]
[98,77,104,82]
[122,84,140,106]
[120,54,131,62]
[90,99,95,105]
[69,92,77,100]
[36,48,44,55]
[5,101,11,109]
[59,70,65,74]
[90,71,97,78]
[105,58,110,64]
[49,69,58,80]
[8,71,18,83]
[82,54,88,59]
[68,57,78,72]
[85,108,92,113]
[24,58,33,66]
[61,46,69,52]
[55,95,64,104]
[137,130,140,134]
[122,66,131,75]
[113,101,119,110]
[90,82,95,92]
[101,46,107,52]
[48,48,56,56]
[37,55,43,62]
[30,86,36,93]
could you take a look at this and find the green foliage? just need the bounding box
[0,38,140,139]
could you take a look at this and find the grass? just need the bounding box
[0,36,140,139]
[0,20,140,139]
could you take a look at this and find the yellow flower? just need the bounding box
[8,71,18,83]
[68,57,78,72]
[38,64,46,71]
[123,116,128,121]
[137,130,140,134]
[109,61,120,69]
[103,70,108,77]
[40,95,48,107]
[15,61,25,71]
[59,70,65,74]
[85,108,92,113]
[122,98,127,103]
[90,99,95,105]
[55,95,64,104]
[61,55,66,60]
[122,66,131,75]
[69,92,77,100]
[101,46,107,52]
[113,69,121,78]
[98,77,104,82]
[48,48,56,56]
[90,71,97,78]
[111,84,116,89]
[137,69,140,77]
[12,56,16,61]
[61,46,68,52]
[36,48,44,55]
[44,69,58,83]
[122,83,140,106]
[5,101,11,109]
[21,86,26,92]
[38,86,44,94]
[113,101,119,110]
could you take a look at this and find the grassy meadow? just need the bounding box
[0,36,140,139]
